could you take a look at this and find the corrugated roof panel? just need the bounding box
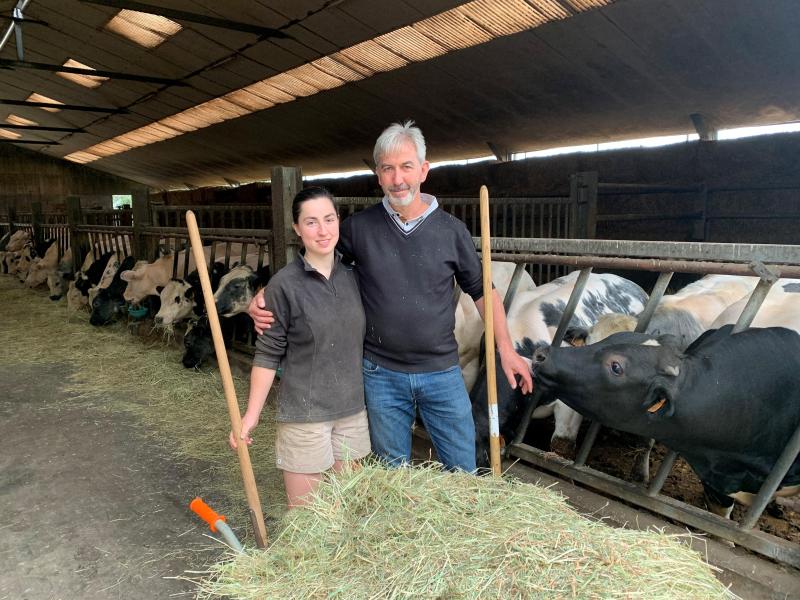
[64,151,101,164]
[288,64,347,92]
[566,0,612,11]
[413,11,494,50]
[0,129,22,139]
[223,89,276,112]
[105,9,182,49]
[244,81,296,105]
[26,93,64,112]
[374,26,448,62]
[338,40,409,73]
[90,139,135,156]
[157,114,200,134]
[528,0,572,20]
[311,56,365,83]
[6,115,38,126]
[204,97,251,119]
[458,0,548,36]
[328,51,376,77]
[268,72,322,98]
[57,59,110,89]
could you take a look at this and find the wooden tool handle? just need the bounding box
[185,210,268,548]
[479,186,501,476]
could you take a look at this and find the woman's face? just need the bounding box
[293,196,339,258]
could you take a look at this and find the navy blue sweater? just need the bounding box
[339,202,484,372]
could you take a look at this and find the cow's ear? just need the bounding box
[120,270,139,282]
[155,285,165,295]
[564,326,589,347]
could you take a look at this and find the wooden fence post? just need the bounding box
[569,171,598,239]
[66,196,86,272]
[7,204,17,234]
[270,166,302,271]
[132,188,157,261]
[31,201,43,245]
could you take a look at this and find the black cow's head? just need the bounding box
[183,317,214,369]
[533,332,683,435]
[90,287,127,326]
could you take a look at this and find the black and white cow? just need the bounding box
[90,256,137,326]
[154,262,228,327]
[532,326,800,517]
[181,314,243,369]
[470,271,648,468]
[214,265,271,317]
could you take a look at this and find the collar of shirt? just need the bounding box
[298,248,342,273]
[382,193,439,232]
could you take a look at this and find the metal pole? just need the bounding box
[0,0,30,54]
[635,272,673,332]
[740,422,800,530]
[646,449,678,496]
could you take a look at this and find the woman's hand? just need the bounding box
[229,411,259,450]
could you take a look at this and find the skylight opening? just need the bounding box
[26,93,64,112]
[57,59,110,88]
[105,9,182,49]
[718,122,800,140]
[6,114,38,126]
[0,129,22,139]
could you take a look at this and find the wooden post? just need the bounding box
[569,171,598,239]
[66,196,86,272]
[7,204,17,234]
[31,202,43,245]
[270,166,302,271]
[132,187,156,261]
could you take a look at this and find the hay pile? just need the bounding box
[198,464,734,599]
[0,276,285,529]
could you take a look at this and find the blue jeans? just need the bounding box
[362,358,476,472]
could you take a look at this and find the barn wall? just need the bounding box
[0,144,144,213]
[316,132,800,245]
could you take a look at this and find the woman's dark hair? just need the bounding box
[292,186,336,223]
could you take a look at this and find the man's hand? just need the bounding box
[499,347,533,395]
[248,291,274,335]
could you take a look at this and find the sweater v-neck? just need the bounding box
[384,205,439,238]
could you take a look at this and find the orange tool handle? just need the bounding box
[190,497,226,533]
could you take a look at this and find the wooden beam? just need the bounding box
[0,58,188,86]
[690,112,718,141]
[0,123,86,133]
[0,98,128,113]
[486,141,510,162]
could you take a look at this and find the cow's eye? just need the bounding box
[175,296,180,303]
[611,361,623,376]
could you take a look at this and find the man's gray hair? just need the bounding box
[373,120,427,168]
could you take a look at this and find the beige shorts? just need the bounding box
[275,409,371,473]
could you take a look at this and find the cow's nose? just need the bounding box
[533,347,550,365]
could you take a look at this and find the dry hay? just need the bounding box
[198,464,735,600]
[0,276,286,532]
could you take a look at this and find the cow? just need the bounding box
[154,262,228,327]
[532,326,800,518]
[181,314,243,369]
[711,278,800,334]
[90,256,138,326]
[74,251,117,296]
[46,249,76,300]
[455,262,536,392]
[563,275,766,481]
[121,243,262,304]
[470,271,648,468]
[25,244,65,289]
[214,265,271,317]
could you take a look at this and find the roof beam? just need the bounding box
[79,0,290,39]
[0,139,58,144]
[0,98,129,113]
[0,58,188,86]
[487,141,510,162]
[690,113,718,141]
[1,123,87,133]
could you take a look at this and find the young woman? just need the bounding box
[229,187,370,508]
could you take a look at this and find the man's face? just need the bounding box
[376,140,430,208]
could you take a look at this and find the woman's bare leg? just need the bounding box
[283,471,322,508]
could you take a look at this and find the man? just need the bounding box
[249,121,532,471]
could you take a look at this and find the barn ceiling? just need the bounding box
[0,0,798,190]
